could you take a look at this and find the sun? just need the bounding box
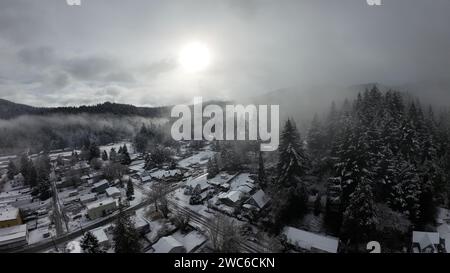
[179,41,211,72]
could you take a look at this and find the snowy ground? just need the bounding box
[29,227,53,244]
[169,188,215,220]
[99,141,135,156]
[177,150,216,169]
[129,182,144,207]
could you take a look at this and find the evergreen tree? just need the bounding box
[257,151,266,189]
[113,205,141,253]
[27,163,37,188]
[126,180,134,200]
[102,150,108,161]
[120,147,132,165]
[109,148,117,162]
[341,178,377,245]
[7,160,18,180]
[207,156,219,179]
[80,231,103,253]
[134,124,149,153]
[20,155,38,187]
[219,144,241,171]
[277,119,309,186]
[268,119,310,231]
[19,153,29,177]
[89,143,101,161]
[307,113,325,155]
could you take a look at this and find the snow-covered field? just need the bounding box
[177,150,216,168]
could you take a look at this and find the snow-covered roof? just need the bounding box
[0,206,19,222]
[129,164,145,172]
[93,180,109,188]
[219,190,243,204]
[249,189,270,209]
[86,198,116,210]
[283,226,339,253]
[130,160,145,166]
[141,176,152,182]
[437,207,450,224]
[186,174,210,191]
[207,172,233,186]
[150,169,181,179]
[229,173,254,193]
[178,151,215,168]
[412,231,440,251]
[0,189,31,201]
[0,224,27,245]
[152,236,185,253]
[80,193,97,202]
[105,187,121,196]
[133,216,149,229]
[91,228,109,244]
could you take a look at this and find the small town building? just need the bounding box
[141,175,152,183]
[0,224,28,250]
[105,187,121,199]
[218,190,244,207]
[282,226,339,253]
[80,193,97,204]
[412,231,441,253]
[91,227,110,248]
[245,189,270,210]
[86,199,117,220]
[92,180,109,193]
[0,206,22,228]
[151,236,186,253]
[437,224,450,253]
[133,216,151,235]
[186,174,210,193]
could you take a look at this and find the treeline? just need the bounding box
[0,114,165,154]
[0,99,170,120]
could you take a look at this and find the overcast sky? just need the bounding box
[0,0,449,107]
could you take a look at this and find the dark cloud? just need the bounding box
[17,46,55,66]
[62,56,115,81]
[143,58,177,79]
[49,72,71,89]
[104,72,135,83]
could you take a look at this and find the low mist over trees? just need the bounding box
[0,113,166,154]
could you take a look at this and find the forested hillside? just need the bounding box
[0,99,170,120]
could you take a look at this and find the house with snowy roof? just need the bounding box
[105,187,121,199]
[0,206,22,228]
[412,231,442,253]
[244,189,270,211]
[0,224,28,250]
[218,190,245,207]
[186,174,210,193]
[437,224,450,253]
[282,226,339,253]
[150,235,186,253]
[91,227,110,249]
